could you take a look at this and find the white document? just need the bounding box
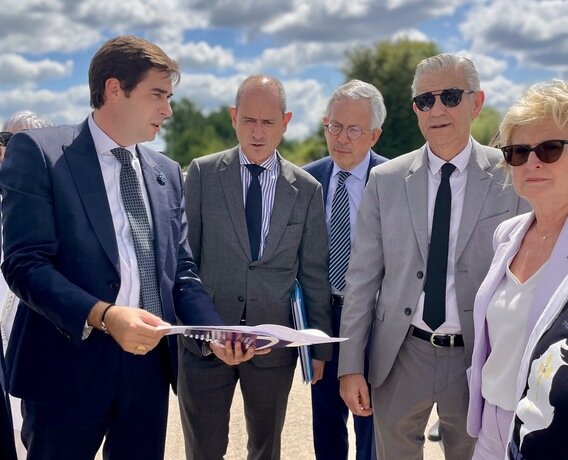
[158,324,347,351]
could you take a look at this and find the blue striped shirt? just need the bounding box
[239,148,280,259]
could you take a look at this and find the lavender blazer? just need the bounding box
[467,212,568,436]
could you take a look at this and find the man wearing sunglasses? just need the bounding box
[338,54,528,460]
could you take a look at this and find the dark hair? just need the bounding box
[89,35,180,109]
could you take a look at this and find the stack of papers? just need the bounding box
[159,323,346,352]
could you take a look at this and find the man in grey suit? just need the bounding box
[338,54,528,460]
[179,75,332,460]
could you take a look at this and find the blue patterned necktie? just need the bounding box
[111,147,163,318]
[329,171,351,292]
[245,164,265,261]
[423,162,456,330]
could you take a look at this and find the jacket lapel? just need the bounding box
[405,148,430,263]
[137,145,170,283]
[529,218,568,333]
[219,148,252,259]
[63,121,119,274]
[455,144,493,261]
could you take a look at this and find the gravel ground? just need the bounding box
[157,367,445,460]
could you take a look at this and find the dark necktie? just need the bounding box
[111,148,163,318]
[329,171,351,292]
[423,162,456,330]
[245,164,265,261]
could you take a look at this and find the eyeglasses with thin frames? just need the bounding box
[412,88,474,112]
[324,123,371,140]
[501,139,568,166]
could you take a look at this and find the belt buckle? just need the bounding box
[429,332,453,348]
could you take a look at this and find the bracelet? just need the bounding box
[100,303,115,335]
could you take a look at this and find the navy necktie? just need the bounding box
[245,164,265,261]
[111,148,163,318]
[423,162,456,330]
[329,171,351,292]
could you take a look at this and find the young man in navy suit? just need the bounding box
[0,35,254,460]
[305,80,388,460]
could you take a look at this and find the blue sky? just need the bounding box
[1,0,567,148]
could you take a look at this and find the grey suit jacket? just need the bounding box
[184,146,332,366]
[338,140,528,388]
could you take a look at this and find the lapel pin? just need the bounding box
[156,172,166,185]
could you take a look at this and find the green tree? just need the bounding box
[471,106,501,146]
[343,39,440,158]
[279,126,327,166]
[162,99,236,168]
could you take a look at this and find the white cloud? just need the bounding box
[236,43,346,75]
[0,55,73,85]
[283,78,329,140]
[479,75,529,113]
[0,84,90,128]
[172,42,235,70]
[461,0,568,71]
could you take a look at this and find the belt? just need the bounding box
[411,327,464,348]
[330,294,344,308]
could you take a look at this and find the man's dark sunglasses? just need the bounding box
[413,88,474,112]
[0,131,13,147]
[501,139,568,166]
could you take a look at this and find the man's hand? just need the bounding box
[88,302,169,355]
[339,373,373,417]
[209,339,271,366]
[311,359,325,384]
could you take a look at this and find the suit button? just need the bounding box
[404,308,412,316]
[109,282,119,290]
[249,265,255,270]
[238,296,245,302]
[417,271,424,279]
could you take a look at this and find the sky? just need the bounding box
[0,0,567,149]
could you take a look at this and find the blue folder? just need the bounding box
[291,280,313,384]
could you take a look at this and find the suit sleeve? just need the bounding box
[338,169,385,376]
[0,133,99,345]
[298,182,332,361]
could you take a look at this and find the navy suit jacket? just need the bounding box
[0,120,222,404]
[303,150,388,203]
[0,340,16,460]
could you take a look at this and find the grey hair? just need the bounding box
[235,75,287,113]
[411,54,480,97]
[326,79,387,129]
[2,110,53,132]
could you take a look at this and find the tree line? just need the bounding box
[162,39,501,169]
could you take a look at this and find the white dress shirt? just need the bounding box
[83,115,154,336]
[239,147,280,260]
[326,152,371,295]
[411,139,472,334]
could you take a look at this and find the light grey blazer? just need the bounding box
[338,140,528,388]
[183,146,332,366]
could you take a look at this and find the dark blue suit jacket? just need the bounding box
[0,120,222,404]
[304,151,388,204]
[0,340,16,460]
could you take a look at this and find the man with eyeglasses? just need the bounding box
[337,54,528,460]
[304,80,387,460]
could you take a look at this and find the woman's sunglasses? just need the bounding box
[412,88,474,112]
[501,139,568,166]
